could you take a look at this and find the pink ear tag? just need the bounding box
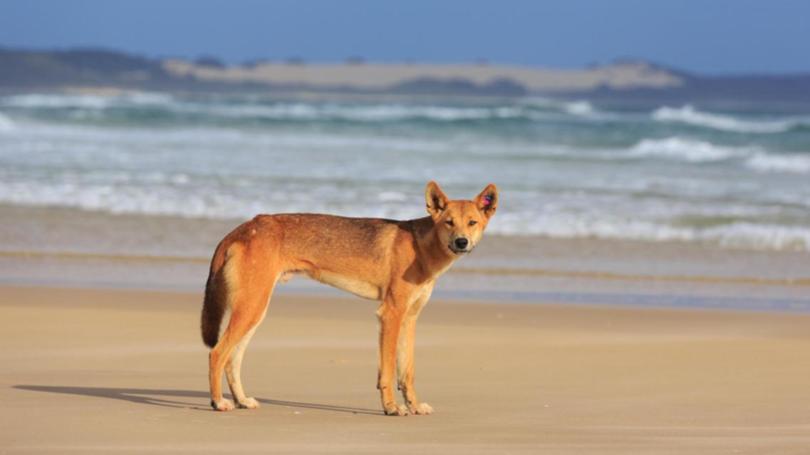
[482,195,492,206]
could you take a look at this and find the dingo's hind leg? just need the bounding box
[210,283,275,411]
[226,308,268,409]
[208,242,278,412]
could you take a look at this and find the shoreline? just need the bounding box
[0,252,810,314]
[2,203,810,313]
[3,247,810,287]
[3,203,810,270]
[1,201,810,315]
[4,282,810,315]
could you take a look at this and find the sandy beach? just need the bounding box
[2,284,809,454]
[4,3,810,454]
[3,87,810,454]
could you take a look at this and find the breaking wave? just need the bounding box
[621,137,810,174]
[745,153,810,174]
[651,105,809,134]
[627,137,753,162]
[476,212,810,251]
[563,100,595,116]
[2,177,809,251]
[0,93,522,122]
[1,93,615,124]
[2,92,810,252]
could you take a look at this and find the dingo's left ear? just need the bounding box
[425,180,449,219]
[475,183,498,218]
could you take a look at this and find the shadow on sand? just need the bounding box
[13,385,382,415]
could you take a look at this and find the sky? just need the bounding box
[1,0,809,75]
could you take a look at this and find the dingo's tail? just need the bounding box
[201,239,230,348]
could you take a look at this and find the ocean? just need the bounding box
[1,91,810,252]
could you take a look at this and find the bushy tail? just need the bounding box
[201,240,230,348]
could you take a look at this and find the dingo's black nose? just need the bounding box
[454,238,469,250]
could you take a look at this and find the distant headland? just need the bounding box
[2,47,810,105]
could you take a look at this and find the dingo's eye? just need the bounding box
[468,220,478,226]
[445,219,454,227]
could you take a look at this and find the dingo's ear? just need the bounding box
[475,183,498,218]
[425,181,449,219]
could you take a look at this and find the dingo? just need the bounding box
[201,181,498,415]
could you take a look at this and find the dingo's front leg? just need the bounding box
[397,288,433,415]
[377,296,408,416]
[398,316,432,415]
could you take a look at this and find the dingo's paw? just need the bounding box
[408,402,433,415]
[211,398,235,412]
[237,397,260,409]
[383,403,409,416]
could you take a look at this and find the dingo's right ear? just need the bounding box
[425,181,449,219]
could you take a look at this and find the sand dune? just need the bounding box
[163,59,683,92]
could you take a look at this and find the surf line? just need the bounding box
[2,249,809,287]
[451,266,810,286]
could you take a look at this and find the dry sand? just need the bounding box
[1,285,810,454]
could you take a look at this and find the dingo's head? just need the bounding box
[425,181,498,255]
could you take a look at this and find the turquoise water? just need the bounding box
[1,92,810,251]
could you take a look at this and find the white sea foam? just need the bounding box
[0,92,610,124]
[194,103,517,122]
[623,137,809,173]
[2,175,809,251]
[498,213,693,242]
[216,100,519,122]
[121,92,175,105]
[1,94,112,109]
[0,118,450,155]
[493,211,810,251]
[627,137,752,162]
[5,94,518,122]
[520,97,603,118]
[510,210,810,251]
[651,105,802,134]
[745,153,810,174]
[701,223,810,251]
[339,105,497,121]
[563,100,595,117]
[190,102,317,120]
[2,94,810,252]
[0,112,15,132]
[0,92,174,109]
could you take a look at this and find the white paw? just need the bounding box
[211,398,235,412]
[237,397,260,409]
[409,402,433,415]
[384,404,409,416]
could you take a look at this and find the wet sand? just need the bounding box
[2,285,810,454]
[3,204,810,310]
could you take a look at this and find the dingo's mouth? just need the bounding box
[449,245,471,255]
